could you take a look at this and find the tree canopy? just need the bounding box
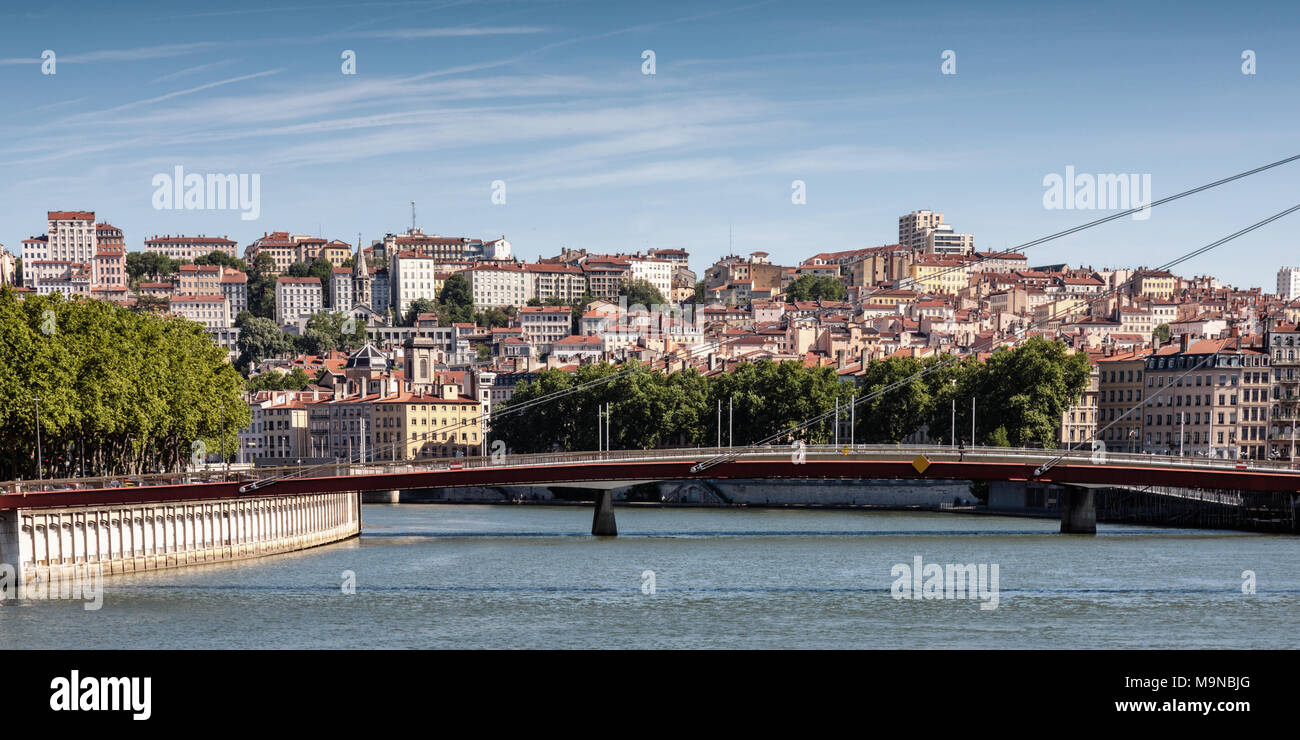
[785,274,847,303]
[0,288,249,478]
[619,279,666,307]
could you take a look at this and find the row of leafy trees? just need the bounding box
[493,337,1090,453]
[0,289,250,479]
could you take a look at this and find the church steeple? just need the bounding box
[353,238,372,310]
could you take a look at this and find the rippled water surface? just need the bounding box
[3,504,1296,649]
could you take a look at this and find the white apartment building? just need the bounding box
[467,263,529,308]
[331,267,354,310]
[45,210,98,264]
[390,252,442,317]
[222,270,249,316]
[1278,266,1300,301]
[171,294,232,330]
[20,236,47,287]
[627,256,674,301]
[275,276,323,326]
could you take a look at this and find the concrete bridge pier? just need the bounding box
[592,490,617,537]
[1059,487,1096,535]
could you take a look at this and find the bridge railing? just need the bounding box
[6,442,1300,495]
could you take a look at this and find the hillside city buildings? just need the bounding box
[9,207,1300,465]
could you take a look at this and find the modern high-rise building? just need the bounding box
[898,210,974,255]
[1277,266,1300,301]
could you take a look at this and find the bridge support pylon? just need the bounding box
[592,490,617,536]
[1059,487,1096,535]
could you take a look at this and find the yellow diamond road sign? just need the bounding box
[911,455,931,475]
[841,446,851,455]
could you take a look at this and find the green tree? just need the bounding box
[245,253,278,319]
[193,251,247,271]
[693,280,707,304]
[308,257,334,306]
[126,251,183,284]
[296,311,366,355]
[439,272,473,308]
[1153,323,1171,344]
[946,338,1090,448]
[619,279,666,307]
[135,294,171,313]
[404,298,439,327]
[246,367,311,392]
[0,288,249,478]
[853,355,934,443]
[235,313,292,370]
[785,274,847,303]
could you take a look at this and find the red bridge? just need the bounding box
[5,445,1299,535]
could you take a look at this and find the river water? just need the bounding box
[3,504,1297,649]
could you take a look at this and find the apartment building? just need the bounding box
[466,262,529,308]
[627,255,674,300]
[222,269,249,316]
[175,264,224,295]
[1131,269,1179,300]
[905,256,973,294]
[390,251,442,317]
[1096,350,1146,453]
[45,210,97,264]
[1059,362,1100,448]
[275,276,323,326]
[331,267,354,310]
[1277,267,1300,301]
[20,235,47,287]
[372,386,482,459]
[246,232,300,274]
[91,244,127,293]
[581,257,631,298]
[524,262,587,303]
[144,234,238,261]
[1266,322,1300,460]
[240,392,312,463]
[171,294,232,330]
[898,210,974,255]
[1142,337,1270,459]
[517,305,572,353]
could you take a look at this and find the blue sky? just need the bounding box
[2,0,1299,288]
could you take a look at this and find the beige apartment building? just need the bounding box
[1142,337,1270,459]
[372,387,482,460]
[1059,361,1100,448]
[1096,350,1146,453]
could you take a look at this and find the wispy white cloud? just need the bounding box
[62,70,283,122]
[150,59,238,84]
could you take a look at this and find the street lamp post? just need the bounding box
[951,397,956,448]
[33,395,43,484]
[220,404,228,480]
[970,396,975,447]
